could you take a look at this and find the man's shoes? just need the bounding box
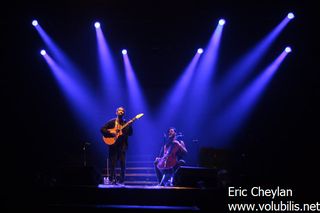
[110,179,117,185]
[117,177,125,185]
[118,180,125,186]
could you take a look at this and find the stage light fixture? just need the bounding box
[94,22,100,28]
[287,13,295,19]
[285,47,292,53]
[197,48,203,54]
[32,20,38,26]
[218,19,226,26]
[122,49,127,55]
[40,49,46,55]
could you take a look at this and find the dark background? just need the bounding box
[1,0,319,201]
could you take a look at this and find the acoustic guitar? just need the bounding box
[103,113,144,145]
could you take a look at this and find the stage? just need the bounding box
[6,183,225,212]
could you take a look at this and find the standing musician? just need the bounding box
[154,127,187,186]
[100,107,133,185]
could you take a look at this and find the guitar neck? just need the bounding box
[121,118,136,130]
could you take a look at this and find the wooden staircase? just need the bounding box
[102,160,158,186]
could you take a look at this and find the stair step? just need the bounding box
[124,181,159,185]
[102,173,156,177]
[103,169,156,174]
[103,167,156,174]
[124,167,154,170]
[102,175,158,181]
[126,173,156,177]
[126,161,155,167]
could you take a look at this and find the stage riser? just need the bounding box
[26,186,223,211]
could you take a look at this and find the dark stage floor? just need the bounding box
[4,183,225,212]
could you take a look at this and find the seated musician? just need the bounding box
[154,127,188,186]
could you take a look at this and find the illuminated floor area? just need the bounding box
[97,183,197,190]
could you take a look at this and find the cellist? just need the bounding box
[154,127,188,186]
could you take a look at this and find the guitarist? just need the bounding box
[100,107,133,185]
[154,127,187,186]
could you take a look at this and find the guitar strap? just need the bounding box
[115,119,120,130]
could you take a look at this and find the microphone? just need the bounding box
[83,142,91,151]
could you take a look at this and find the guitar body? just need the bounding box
[103,128,122,145]
[103,136,117,145]
[102,136,118,145]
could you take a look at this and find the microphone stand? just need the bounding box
[104,150,111,185]
[83,142,90,167]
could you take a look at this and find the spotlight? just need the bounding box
[287,12,295,19]
[197,48,203,54]
[122,49,127,55]
[285,47,292,53]
[94,22,100,28]
[218,19,226,26]
[40,49,46,55]
[32,20,38,26]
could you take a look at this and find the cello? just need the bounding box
[156,141,180,170]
